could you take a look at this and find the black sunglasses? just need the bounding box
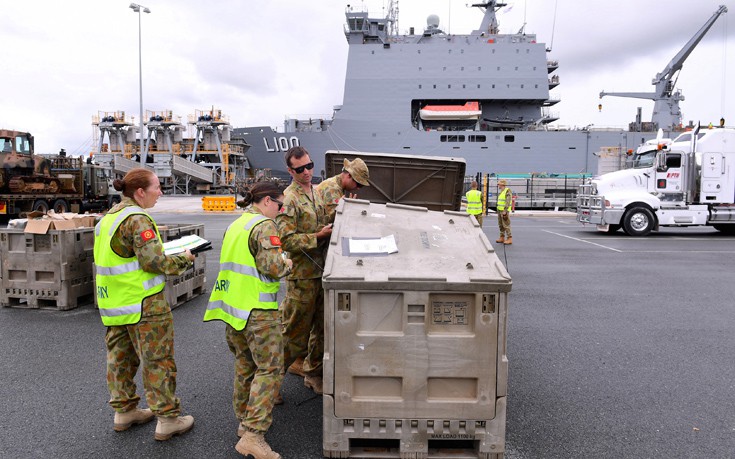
[272,198,283,211]
[291,161,314,174]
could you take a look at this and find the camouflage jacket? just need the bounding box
[245,208,291,279]
[108,197,192,316]
[316,174,344,224]
[276,182,330,280]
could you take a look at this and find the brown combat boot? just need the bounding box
[495,236,505,243]
[287,357,306,377]
[235,430,281,459]
[304,375,323,394]
[113,408,154,431]
[504,237,513,245]
[154,415,194,441]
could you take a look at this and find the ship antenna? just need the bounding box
[548,0,558,52]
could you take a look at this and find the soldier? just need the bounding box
[465,180,484,226]
[317,157,370,223]
[93,168,196,441]
[496,179,513,245]
[276,146,332,395]
[204,181,292,459]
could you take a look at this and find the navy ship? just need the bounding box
[232,1,721,180]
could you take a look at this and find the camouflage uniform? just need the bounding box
[316,174,345,224]
[103,197,192,416]
[276,182,330,375]
[224,209,291,433]
[497,187,513,238]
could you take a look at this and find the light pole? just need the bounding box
[129,3,150,165]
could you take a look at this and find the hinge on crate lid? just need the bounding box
[337,292,351,311]
[482,293,497,314]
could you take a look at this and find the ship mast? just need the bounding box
[386,0,399,36]
[472,1,507,35]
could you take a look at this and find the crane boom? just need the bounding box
[599,5,727,130]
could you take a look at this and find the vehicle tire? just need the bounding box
[52,198,69,214]
[713,224,735,235]
[622,207,655,237]
[32,199,50,214]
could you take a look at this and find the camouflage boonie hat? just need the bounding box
[343,158,370,186]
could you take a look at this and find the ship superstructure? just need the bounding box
[231,1,666,180]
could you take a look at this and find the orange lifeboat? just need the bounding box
[419,101,481,120]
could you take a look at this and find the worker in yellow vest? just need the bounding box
[204,181,292,459]
[496,179,513,245]
[465,180,484,226]
[94,168,196,441]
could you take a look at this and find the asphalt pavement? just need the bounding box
[1,203,735,458]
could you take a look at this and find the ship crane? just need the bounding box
[599,5,727,131]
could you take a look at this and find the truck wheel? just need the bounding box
[623,207,654,237]
[52,199,69,214]
[713,224,735,235]
[32,199,50,214]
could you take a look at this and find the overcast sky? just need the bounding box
[1,0,733,155]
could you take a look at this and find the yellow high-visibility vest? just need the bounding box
[497,188,512,211]
[94,206,166,326]
[204,213,280,331]
[465,189,483,215]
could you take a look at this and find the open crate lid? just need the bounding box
[324,150,466,211]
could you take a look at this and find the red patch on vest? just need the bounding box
[334,198,339,204]
[269,236,281,246]
[140,229,156,242]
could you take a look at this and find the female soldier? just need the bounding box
[203,181,292,459]
[93,168,195,441]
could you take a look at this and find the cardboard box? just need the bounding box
[23,214,98,234]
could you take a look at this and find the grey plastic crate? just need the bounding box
[0,227,96,310]
[157,223,205,242]
[1,275,94,310]
[0,227,95,283]
[166,256,206,309]
[322,199,511,459]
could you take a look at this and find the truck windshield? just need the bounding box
[633,151,656,168]
[14,136,31,154]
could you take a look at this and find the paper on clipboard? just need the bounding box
[348,234,398,254]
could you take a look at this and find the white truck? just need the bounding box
[577,127,735,236]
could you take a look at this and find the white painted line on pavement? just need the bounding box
[543,230,622,252]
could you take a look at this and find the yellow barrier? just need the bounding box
[202,196,236,212]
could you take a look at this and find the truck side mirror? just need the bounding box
[655,153,667,172]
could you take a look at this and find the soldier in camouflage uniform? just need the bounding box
[94,168,196,441]
[203,181,292,459]
[317,157,370,223]
[276,146,333,395]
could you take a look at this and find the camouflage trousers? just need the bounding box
[226,309,283,433]
[470,213,483,227]
[497,211,512,238]
[281,278,324,375]
[105,311,181,416]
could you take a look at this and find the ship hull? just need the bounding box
[235,123,659,180]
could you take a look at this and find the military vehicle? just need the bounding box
[0,129,120,220]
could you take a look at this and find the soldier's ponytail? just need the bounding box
[238,181,284,208]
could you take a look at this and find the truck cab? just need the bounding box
[577,128,735,236]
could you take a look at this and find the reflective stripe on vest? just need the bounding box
[497,188,511,211]
[466,189,483,215]
[204,213,280,331]
[93,205,166,326]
